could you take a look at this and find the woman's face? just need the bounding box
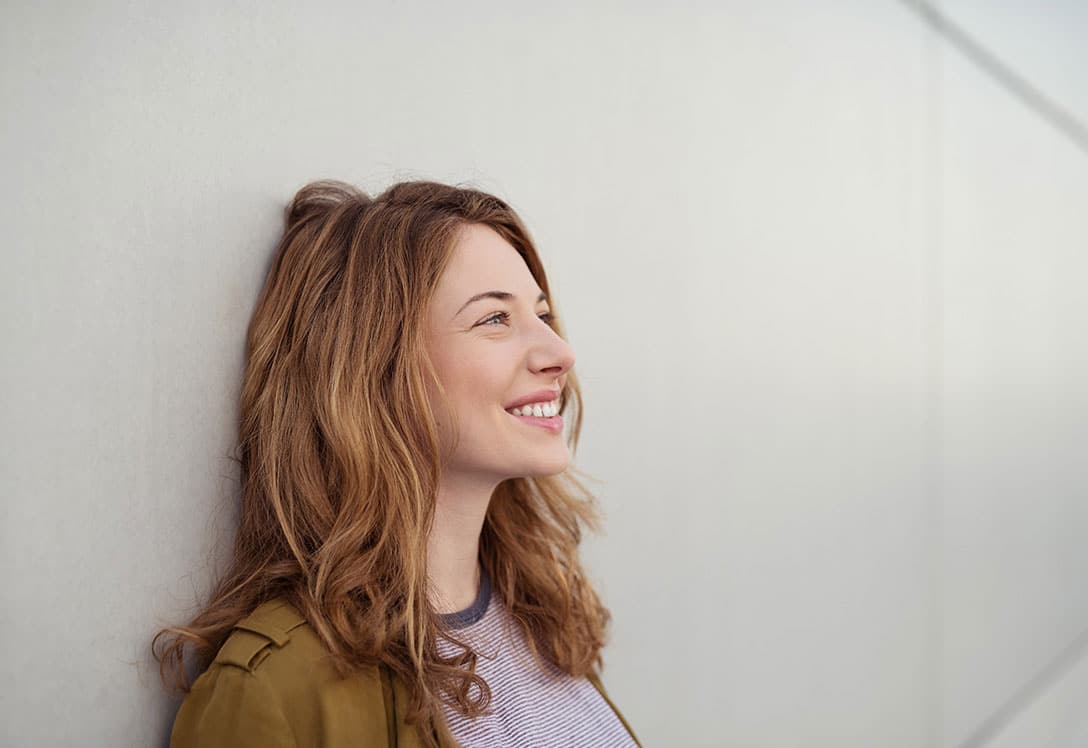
[424,223,575,483]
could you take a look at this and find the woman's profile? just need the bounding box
[153,179,641,747]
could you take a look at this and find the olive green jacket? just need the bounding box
[170,598,642,748]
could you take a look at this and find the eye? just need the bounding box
[480,312,509,326]
[479,311,556,326]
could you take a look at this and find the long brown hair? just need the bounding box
[153,179,611,746]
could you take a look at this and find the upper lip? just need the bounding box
[504,389,561,410]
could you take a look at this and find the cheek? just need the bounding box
[457,358,503,407]
[456,358,517,426]
[431,338,515,414]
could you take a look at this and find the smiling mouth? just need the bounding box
[505,408,564,433]
[504,400,560,418]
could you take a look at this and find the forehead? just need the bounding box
[435,223,539,302]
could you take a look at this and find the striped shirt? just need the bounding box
[435,569,638,748]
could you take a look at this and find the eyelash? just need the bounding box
[479,311,555,327]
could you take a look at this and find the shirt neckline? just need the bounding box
[437,566,491,629]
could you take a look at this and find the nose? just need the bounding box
[529,323,575,379]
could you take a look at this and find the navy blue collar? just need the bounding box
[438,566,491,629]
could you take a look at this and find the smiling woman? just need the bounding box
[153,179,641,748]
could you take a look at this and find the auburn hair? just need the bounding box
[152,179,611,746]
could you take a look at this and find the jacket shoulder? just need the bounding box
[172,598,395,748]
[213,598,312,672]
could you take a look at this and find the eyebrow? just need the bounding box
[455,290,548,319]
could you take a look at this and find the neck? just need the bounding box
[426,472,497,613]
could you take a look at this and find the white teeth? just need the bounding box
[507,400,558,417]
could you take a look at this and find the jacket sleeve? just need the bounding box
[170,663,297,748]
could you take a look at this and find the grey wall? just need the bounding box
[2,1,1085,746]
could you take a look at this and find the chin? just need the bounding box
[517,452,571,478]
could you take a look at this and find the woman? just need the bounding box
[154,179,641,747]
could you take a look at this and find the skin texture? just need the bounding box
[423,223,575,614]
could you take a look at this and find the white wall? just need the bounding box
[934,2,1088,745]
[1,2,1084,746]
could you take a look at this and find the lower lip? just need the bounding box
[507,411,564,434]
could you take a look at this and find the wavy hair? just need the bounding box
[152,179,611,747]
